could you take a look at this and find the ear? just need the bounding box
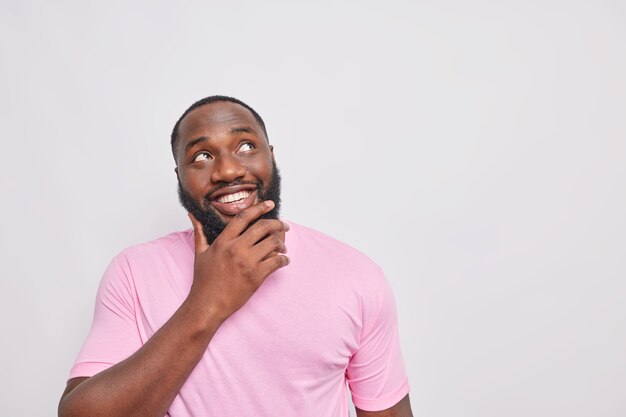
[269,145,275,162]
[174,166,179,180]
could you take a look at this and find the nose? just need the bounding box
[210,154,246,184]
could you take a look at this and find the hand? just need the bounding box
[187,200,290,323]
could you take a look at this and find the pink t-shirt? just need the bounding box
[70,221,409,416]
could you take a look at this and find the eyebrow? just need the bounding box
[230,126,256,135]
[184,136,208,154]
[183,127,258,154]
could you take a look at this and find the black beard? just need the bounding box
[178,162,282,244]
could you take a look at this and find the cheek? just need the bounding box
[179,169,211,196]
[248,155,274,179]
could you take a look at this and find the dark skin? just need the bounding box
[58,101,412,417]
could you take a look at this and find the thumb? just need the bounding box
[188,212,209,254]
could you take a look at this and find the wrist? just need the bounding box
[182,288,229,330]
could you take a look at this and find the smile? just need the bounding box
[210,188,259,216]
[216,190,253,204]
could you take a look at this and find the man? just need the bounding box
[59,96,413,417]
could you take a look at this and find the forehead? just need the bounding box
[177,101,262,144]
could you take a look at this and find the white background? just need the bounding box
[1,1,625,416]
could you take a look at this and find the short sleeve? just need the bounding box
[346,268,410,411]
[69,253,143,380]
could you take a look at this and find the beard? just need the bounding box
[178,161,282,245]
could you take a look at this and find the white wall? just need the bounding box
[1,1,625,416]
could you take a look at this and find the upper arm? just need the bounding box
[68,254,143,380]
[62,377,89,397]
[346,267,410,411]
[58,377,89,414]
[356,394,413,417]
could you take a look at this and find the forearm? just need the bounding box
[58,296,224,417]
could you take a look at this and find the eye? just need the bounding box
[238,142,255,152]
[193,151,212,162]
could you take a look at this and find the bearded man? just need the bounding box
[59,96,413,417]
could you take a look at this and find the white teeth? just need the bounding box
[217,190,252,204]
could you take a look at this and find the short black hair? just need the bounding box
[170,95,268,161]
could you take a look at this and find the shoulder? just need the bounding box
[104,229,194,285]
[287,221,386,284]
[114,229,194,264]
[289,221,374,258]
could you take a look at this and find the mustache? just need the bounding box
[204,180,261,201]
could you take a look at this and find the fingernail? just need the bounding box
[265,200,275,208]
[282,221,290,230]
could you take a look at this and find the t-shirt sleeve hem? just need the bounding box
[68,362,114,380]
[351,379,411,412]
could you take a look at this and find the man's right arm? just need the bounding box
[58,201,289,417]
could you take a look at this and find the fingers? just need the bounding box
[253,233,287,261]
[239,218,290,246]
[221,200,276,240]
[259,253,290,277]
[188,212,209,254]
